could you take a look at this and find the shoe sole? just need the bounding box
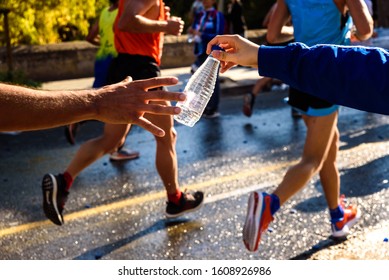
[331,208,361,238]
[243,191,262,252]
[165,197,204,219]
[42,174,63,226]
[109,154,140,161]
[202,113,221,119]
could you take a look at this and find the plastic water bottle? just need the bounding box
[174,55,220,127]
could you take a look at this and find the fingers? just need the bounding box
[130,76,179,90]
[211,50,228,61]
[140,103,182,115]
[206,35,236,55]
[120,76,133,84]
[135,117,166,137]
[144,90,186,102]
[206,35,222,54]
[219,61,237,73]
[210,50,238,70]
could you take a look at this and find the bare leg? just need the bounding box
[273,111,339,206]
[65,123,130,178]
[144,100,179,195]
[319,124,340,209]
[252,77,274,95]
[243,77,276,117]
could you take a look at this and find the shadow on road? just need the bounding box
[73,218,195,260]
[290,236,346,260]
[293,154,389,214]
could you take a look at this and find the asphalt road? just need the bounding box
[1,80,389,260]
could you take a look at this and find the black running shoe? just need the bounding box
[166,191,204,218]
[42,173,69,226]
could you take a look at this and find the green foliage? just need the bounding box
[0,0,110,45]
[0,70,41,88]
[0,0,274,46]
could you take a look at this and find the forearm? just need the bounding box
[0,84,96,131]
[258,43,389,115]
[118,14,168,33]
[347,0,374,41]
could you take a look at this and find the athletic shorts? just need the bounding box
[107,53,161,84]
[287,87,339,117]
[93,55,115,88]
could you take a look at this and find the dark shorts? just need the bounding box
[93,55,115,88]
[107,53,161,84]
[287,87,339,117]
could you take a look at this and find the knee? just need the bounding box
[100,136,125,154]
[299,157,323,175]
[155,126,177,145]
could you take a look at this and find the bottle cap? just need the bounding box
[209,45,224,58]
[211,45,224,51]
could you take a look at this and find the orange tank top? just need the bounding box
[114,0,165,65]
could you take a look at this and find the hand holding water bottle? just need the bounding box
[206,35,260,73]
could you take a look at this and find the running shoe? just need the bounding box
[331,195,361,238]
[202,110,221,119]
[41,173,69,226]
[166,191,204,218]
[64,123,80,145]
[243,191,274,252]
[109,148,140,161]
[242,93,256,117]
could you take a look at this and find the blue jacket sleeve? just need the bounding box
[258,43,389,115]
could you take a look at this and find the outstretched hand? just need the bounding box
[95,76,186,137]
[206,35,260,73]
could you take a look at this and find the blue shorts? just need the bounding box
[92,55,115,88]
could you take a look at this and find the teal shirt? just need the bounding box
[285,0,353,45]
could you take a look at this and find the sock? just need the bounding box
[63,171,73,192]
[330,205,344,223]
[168,190,182,205]
[269,193,280,215]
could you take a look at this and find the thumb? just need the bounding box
[121,76,133,85]
[211,50,238,64]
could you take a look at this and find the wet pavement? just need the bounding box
[1,64,389,260]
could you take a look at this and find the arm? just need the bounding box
[0,77,186,136]
[257,43,389,115]
[207,35,389,115]
[347,0,374,41]
[188,11,200,35]
[266,0,291,44]
[85,20,100,46]
[117,0,183,35]
[262,3,277,28]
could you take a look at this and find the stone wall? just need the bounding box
[0,30,267,82]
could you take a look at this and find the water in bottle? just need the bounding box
[174,55,220,127]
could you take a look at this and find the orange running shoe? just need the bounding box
[243,191,274,252]
[331,195,361,238]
